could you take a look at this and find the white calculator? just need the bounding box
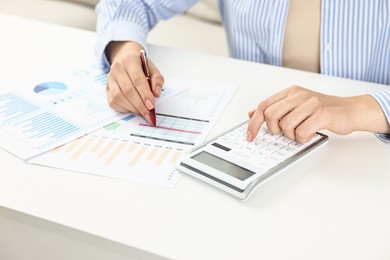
[176,121,328,200]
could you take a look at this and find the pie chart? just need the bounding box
[33,81,67,95]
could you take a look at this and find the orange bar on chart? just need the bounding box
[65,136,83,153]
[155,149,169,166]
[98,140,116,158]
[169,150,182,163]
[90,138,105,153]
[104,142,126,165]
[146,147,159,161]
[52,144,64,153]
[128,146,148,167]
[127,143,137,153]
[71,137,94,160]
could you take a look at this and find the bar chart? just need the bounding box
[34,133,184,187]
[0,93,40,126]
[0,63,123,159]
[30,81,238,187]
[0,92,82,149]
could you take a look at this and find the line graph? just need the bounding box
[139,124,202,135]
[131,113,209,145]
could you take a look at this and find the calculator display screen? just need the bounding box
[192,151,255,181]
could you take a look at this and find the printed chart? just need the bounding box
[0,66,185,160]
[34,81,67,95]
[31,83,238,188]
[41,134,184,187]
[31,114,186,187]
[131,113,208,145]
[0,63,122,159]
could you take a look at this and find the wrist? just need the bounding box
[348,95,390,133]
[106,41,143,64]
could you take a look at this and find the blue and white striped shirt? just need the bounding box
[96,0,390,129]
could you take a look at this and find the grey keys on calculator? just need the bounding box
[217,123,324,170]
[177,121,329,200]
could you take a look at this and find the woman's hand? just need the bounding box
[247,86,390,143]
[105,41,164,123]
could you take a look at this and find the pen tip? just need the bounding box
[150,109,156,127]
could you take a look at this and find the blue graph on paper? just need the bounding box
[0,67,189,160]
[18,112,79,140]
[0,93,40,125]
[0,63,123,159]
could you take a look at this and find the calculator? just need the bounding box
[176,121,328,200]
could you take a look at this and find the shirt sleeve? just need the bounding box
[369,89,390,143]
[95,0,198,66]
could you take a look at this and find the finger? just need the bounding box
[294,112,324,143]
[247,86,303,141]
[263,87,310,134]
[264,97,303,134]
[246,90,291,141]
[256,88,295,134]
[148,59,165,97]
[278,101,314,140]
[123,55,156,117]
[106,84,135,113]
[248,109,256,118]
[106,69,140,114]
[247,106,266,142]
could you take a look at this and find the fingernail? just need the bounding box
[144,113,152,124]
[246,131,252,142]
[156,85,162,96]
[145,99,154,110]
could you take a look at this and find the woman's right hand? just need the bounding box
[105,41,164,123]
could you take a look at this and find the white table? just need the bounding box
[1,14,389,260]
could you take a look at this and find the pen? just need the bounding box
[140,49,157,127]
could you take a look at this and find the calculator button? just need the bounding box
[289,141,304,149]
[231,139,244,149]
[255,160,273,169]
[253,146,274,158]
[214,124,325,175]
[211,142,231,152]
[248,142,264,152]
[276,136,292,145]
[242,145,255,154]
[220,136,230,143]
[268,141,285,150]
[269,151,289,162]
[280,146,297,155]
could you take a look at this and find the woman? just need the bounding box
[95,0,390,143]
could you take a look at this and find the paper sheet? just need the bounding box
[0,63,183,160]
[30,81,238,188]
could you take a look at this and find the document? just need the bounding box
[30,81,238,188]
[0,64,182,160]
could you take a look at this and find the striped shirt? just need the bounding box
[96,0,390,130]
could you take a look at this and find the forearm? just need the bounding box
[95,0,198,66]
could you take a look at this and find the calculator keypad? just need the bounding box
[215,123,321,169]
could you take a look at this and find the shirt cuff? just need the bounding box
[95,21,148,67]
[369,90,390,144]
[368,90,390,124]
[375,133,390,144]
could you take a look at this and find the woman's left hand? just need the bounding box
[246,86,390,143]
